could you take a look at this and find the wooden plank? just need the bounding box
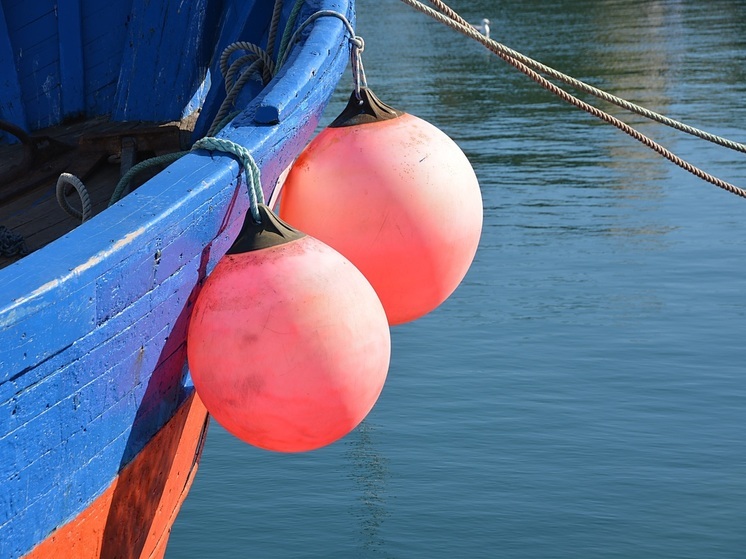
[0,1,351,552]
[192,0,272,138]
[0,117,193,269]
[256,1,355,124]
[22,392,207,559]
[77,123,185,155]
[80,0,131,116]
[5,3,61,131]
[57,0,85,118]
[112,0,213,123]
[0,159,118,270]
[0,1,27,136]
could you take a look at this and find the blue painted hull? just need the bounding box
[0,1,353,557]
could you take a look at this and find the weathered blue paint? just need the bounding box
[1,2,61,130]
[0,2,25,140]
[56,0,85,118]
[0,0,274,131]
[190,0,276,139]
[0,1,354,557]
[256,0,353,124]
[112,0,213,122]
[79,0,132,117]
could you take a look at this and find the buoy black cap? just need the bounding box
[227,204,305,254]
[330,87,405,128]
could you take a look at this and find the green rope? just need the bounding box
[108,138,264,222]
[276,0,307,69]
[106,1,347,218]
[192,137,264,222]
[109,151,187,207]
[213,111,241,135]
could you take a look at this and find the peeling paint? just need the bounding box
[4,228,147,314]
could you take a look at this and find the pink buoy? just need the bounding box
[279,88,483,326]
[187,205,390,452]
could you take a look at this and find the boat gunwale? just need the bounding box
[0,2,354,324]
[0,2,353,555]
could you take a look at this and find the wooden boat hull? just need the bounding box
[23,392,208,559]
[0,0,353,556]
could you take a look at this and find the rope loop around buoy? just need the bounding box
[397,0,746,200]
[277,9,367,102]
[349,35,368,102]
[192,137,264,223]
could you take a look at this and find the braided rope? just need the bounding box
[266,0,285,60]
[219,42,275,86]
[192,137,264,222]
[349,35,367,99]
[397,0,746,199]
[277,0,307,68]
[0,225,28,257]
[425,0,746,154]
[78,2,361,224]
[209,58,266,137]
[108,7,289,212]
[224,54,264,92]
[109,152,187,206]
[56,173,93,222]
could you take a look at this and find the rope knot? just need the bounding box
[192,137,264,223]
[349,35,368,101]
[349,35,364,52]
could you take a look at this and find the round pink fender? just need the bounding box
[187,206,390,453]
[280,89,483,326]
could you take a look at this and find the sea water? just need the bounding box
[167,1,746,557]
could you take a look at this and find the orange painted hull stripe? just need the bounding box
[24,392,209,559]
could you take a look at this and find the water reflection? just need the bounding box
[345,422,390,557]
[406,0,743,202]
[401,0,746,246]
[169,3,746,557]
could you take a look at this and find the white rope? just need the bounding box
[397,0,746,199]
[350,35,367,101]
[401,0,746,154]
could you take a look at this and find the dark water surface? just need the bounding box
[168,1,746,557]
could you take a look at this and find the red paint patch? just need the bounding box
[24,393,208,559]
